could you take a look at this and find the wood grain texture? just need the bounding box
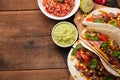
[0,9,70,70]
[69,75,74,80]
[0,10,58,37]
[117,0,120,8]
[0,36,69,70]
[0,69,70,80]
[0,0,39,11]
[0,0,72,79]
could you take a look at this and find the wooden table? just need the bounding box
[0,0,119,80]
[0,0,73,80]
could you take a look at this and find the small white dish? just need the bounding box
[37,0,80,20]
[51,21,78,48]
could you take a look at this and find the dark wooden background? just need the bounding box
[0,0,72,80]
[0,0,119,80]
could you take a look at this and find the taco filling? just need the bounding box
[82,30,120,71]
[71,43,119,80]
[86,10,120,28]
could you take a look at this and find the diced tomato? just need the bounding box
[61,5,67,11]
[42,0,75,17]
[99,34,108,41]
[80,53,89,63]
[86,17,94,22]
[78,50,89,63]
[42,0,47,6]
[46,7,54,13]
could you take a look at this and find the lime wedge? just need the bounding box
[80,0,93,13]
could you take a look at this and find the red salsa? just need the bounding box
[42,0,75,17]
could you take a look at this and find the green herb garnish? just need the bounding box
[89,58,98,69]
[86,32,91,39]
[103,76,114,80]
[101,42,110,50]
[71,44,83,56]
[71,48,77,56]
[57,0,64,2]
[113,51,120,59]
[94,19,104,23]
[109,21,117,27]
[92,35,99,41]
[76,44,83,50]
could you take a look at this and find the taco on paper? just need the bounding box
[82,8,120,31]
[67,40,120,80]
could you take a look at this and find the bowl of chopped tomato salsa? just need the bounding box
[38,0,80,20]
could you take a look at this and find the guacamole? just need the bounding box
[53,23,77,47]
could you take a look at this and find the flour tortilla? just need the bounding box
[67,40,86,80]
[80,27,120,77]
[81,27,120,47]
[67,40,101,80]
[82,7,120,33]
[67,40,120,80]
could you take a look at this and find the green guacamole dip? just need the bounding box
[53,22,77,47]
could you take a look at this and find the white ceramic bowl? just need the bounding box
[51,21,78,48]
[38,0,80,20]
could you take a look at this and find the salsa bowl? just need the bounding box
[38,0,80,20]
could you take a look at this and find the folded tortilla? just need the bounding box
[80,27,120,77]
[81,27,120,47]
[82,7,120,33]
[67,40,86,80]
[67,40,120,80]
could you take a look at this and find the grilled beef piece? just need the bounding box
[109,54,120,68]
[102,16,110,22]
[92,14,103,19]
[88,40,103,48]
[76,51,83,61]
[86,51,98,58]
[81,70,92,77]
[91,75,98,80]
[117,20,120,27]
[113,42,120,50]
[109,13,117,19]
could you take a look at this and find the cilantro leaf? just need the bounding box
[113,51,120,59]
[89,58,98,69]
[94,19,104,23]
[101,42,110,50]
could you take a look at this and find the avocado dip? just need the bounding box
[52,22,77,47]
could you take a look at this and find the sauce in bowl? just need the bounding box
[42,0,75,17]
[52,22,78,47]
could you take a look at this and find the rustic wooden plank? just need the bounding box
[0,69,70,80]
[117,0,120,8]
[0,36,69,70]
[69,75,74,80]
[0,9,70,70]
[0,0,39,11]
[0,10,58,37]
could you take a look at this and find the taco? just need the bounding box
[80,27,120,75]
[82,8,120,32]
[67,40,120,80]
